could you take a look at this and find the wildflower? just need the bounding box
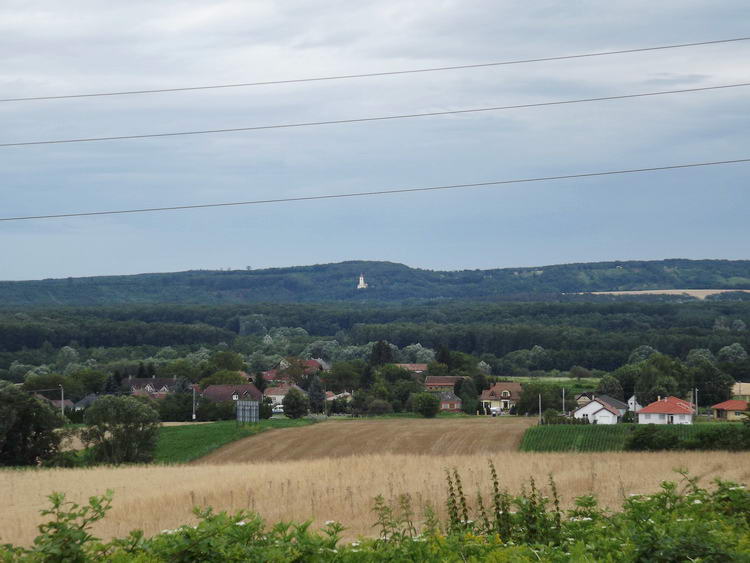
[350,541,360,547]
[728,486,745,490]
[236,521,246,526]
[692,500,702,505]
[324,520,336,525]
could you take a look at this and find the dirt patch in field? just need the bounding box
[194,417,536,464]
[583,289,750,299]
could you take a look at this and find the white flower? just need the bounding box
[350,541,360,547]
[692,499,702,504]
[236,521,246,526]
[324,520,336,525]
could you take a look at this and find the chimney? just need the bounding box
[657,395,661,401]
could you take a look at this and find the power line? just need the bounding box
[2,82,748,148]
[3,37,749,103]
[1,157,747,222]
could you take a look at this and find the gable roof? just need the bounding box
[128,377,179,390]
[638,396,694,415]
[265,384,306,396]
[594,395,628,410]
[202,384,262,402]
[440,391,461,402]
[480,382,523,401]
[424,375,464,386]
[574,398,620,417]
[711,399,749,411]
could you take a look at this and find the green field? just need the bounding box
[154,419,315,464]
[519,423,729,452]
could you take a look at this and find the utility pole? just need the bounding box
[538,394,542,424]
[192,386,196,421]
[562,387,566,415]
[58,385,64,419]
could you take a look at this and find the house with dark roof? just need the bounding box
[439,391,462,412]
[127,376,183,399]
[711,399,748,422]
[202,383,262,403]
[480,382,523,413]
[573,397,625,424]
[637,396,694,425]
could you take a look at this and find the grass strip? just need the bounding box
[154,418,315,464]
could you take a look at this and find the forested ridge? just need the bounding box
[2,258,750,305]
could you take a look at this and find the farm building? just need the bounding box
[711,399,749,422]
[424,375,466,391]
[202,384,263,403]
[480,382,523,413]
[572,397,625,424]
[439,391,462,412]
[637,396,694,425]
[732,382,750,401]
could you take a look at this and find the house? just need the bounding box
[326,391,353,402]
[575,392,595,407]
[424,375,465,392]
[732,382,750,402]
[573,397,624,424]
[439,391,462,412]
[74,393,100,411]
[49,398,75,410]
[627,395,643,413]
[637,396,694,425]
[127,376,182,399]
[480,382,523,413]
[202,383,262,403]
[395,363,429,374]
[264,384,306,406]
[711,399,748,422]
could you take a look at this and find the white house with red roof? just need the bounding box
[637,396,694,425]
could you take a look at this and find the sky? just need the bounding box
[1,0,749,281]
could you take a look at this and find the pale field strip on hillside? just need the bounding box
[578,289,750,299]
[2,418,749,545]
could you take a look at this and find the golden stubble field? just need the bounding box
[3,418,750,545]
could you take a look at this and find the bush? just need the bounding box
[411,392,440,418]
[282,388,309,419]
[81,395,160,464]
[368,399,393,415]
[0,381,63,466]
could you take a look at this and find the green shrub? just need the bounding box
[411,392,440,418]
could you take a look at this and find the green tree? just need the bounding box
[412,392,440,418]
[569,365,592,381]
[691,361,734,406]
[595,375,624,401]
[0,381,63,466]
[307,376,326,414]
[253,372,267,394]
[370,340,394,366]
[260,397,273,419]
[325,361,362,392]
[628,345,659,364]
[717,343,748,364]
[199,370,246,388]
[82,396,160,464]
[458,378,479,414]
[367,399,393,415]
[209,351,245,372]
[157,392,193,422]
[282,388,309,419]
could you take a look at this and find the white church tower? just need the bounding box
[357,273,368,289]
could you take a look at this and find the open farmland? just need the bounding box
[3,419,750,546]
[520,423,739,452]
[194,417,535,463]
[2,450,749,546]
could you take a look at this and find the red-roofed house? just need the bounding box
[424,375,466,391]
[202,384,262,403]
[265,384,306,406]
[637,396,694,425]
[711,399,748,422]
[480,382,523,414]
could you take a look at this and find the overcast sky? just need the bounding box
[1,1,749,280]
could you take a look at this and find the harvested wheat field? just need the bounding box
[3,449,750,546]
[585,289,750,299]
[196,417,535,463]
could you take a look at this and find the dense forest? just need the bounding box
[2,259,750,305]
[1,300,748,379]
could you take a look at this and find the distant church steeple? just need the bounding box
[357,273,368,289]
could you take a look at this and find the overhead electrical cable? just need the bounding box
[1,82,748,148]
[2,37,749,103]
[1,157,747,222]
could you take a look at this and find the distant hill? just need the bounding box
[1,259,750,306]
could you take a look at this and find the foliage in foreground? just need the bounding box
[1,464,748,562]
